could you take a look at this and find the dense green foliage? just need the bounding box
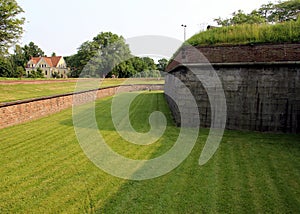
[214,0,300,26]
[0,0,25,55]
[65,32,132,78]
[156,58,168,72]
[65,32,164,78]
[1,31,164,78]
[0,92,299,212]
[0,42,45,78]
[111,56,160,78]
[0,0,27,77]
[27,68,44,79]
[188,18,300,46]
[0,57,14,77]
[22,41,45,60]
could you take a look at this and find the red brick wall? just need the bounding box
[0,84,164,129]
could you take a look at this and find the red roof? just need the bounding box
[28,56,63,68]
[44,57,53,67]
[30,57,41,65]
[50,56,62,67]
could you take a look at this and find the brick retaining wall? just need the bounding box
[0,84,164,129]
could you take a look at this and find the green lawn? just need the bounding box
[0,92,299,213]
[0,82,77,103]
[0,78,164,103]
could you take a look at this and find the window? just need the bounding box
[45,70,48,76]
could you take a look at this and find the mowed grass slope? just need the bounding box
[0,78,164,103]
[0,82,77,103]
[0,92,299,213]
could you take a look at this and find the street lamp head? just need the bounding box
[181,24,187,41]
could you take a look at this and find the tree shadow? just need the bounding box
[59,92,215,212]
[94,131,210,213]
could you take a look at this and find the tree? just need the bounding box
[0,0,25,55]
[157,58,168,72]
[111,56,159,78]
[68,32,131,78]
[258,2,276,22]
[93,32,131,77]
[214,9,265,26]
[130,56,147,73]
[214,0,300,26]
[141,57,157,71]
[11,44,26,68]
[0,56,13,77]
[16,65,25,78]
[22,42,45,61]
[0,42,45,78]
[65,54,82,77]
[8,44,26,77]
[111,59,135,78]
[272,0,300,22]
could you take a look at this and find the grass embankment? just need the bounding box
[0,78,164,103]
[0,92,299,213]
[187,18,300,46]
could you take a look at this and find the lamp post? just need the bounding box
[181,24,187,41]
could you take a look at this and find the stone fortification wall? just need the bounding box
[165,43,300,133]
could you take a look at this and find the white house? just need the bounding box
[26,56,70,78]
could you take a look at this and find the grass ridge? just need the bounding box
[187,18,300,46]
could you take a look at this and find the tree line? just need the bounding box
[0,0,168,78]
[65,32,168,78]
[214,0,300,26]
[0,41,47,78]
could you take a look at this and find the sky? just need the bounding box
[17,0,273,57]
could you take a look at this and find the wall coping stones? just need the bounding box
[168,61,300,72]
[166,43,300,72]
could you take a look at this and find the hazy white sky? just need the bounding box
[18,0,273,56]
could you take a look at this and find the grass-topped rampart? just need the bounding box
[187,18,300,46]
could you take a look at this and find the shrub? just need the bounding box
[27,68,44,78]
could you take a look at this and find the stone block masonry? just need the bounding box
[165,43,300,133]
[0,84,164,129]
